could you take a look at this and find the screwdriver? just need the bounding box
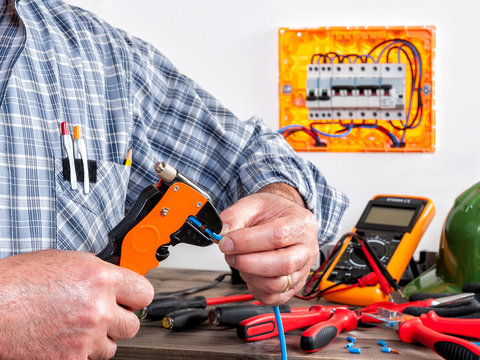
[300,308,358,353]
[139,293,254,320]
[209,304,291,327]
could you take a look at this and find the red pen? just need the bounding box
[61,122,77,190]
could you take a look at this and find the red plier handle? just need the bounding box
[419,311,480,339]
[300,308,358,353]
[237,306,336,342]
[399,318,480,360]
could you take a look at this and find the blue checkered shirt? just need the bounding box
[0,0,348,257]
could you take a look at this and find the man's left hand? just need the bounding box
[218,183,318,305]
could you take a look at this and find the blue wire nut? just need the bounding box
[348,347,361,354]
[346,343,354,349]
[346,336,356,343]
[378,340,388,347]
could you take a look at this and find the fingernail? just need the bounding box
[220,223,230,236]
[219,237,234,252]
[225,254,236,266]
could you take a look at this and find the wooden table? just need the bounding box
[113,268,440,360]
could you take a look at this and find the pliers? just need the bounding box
[237,292,477,354]
[237,305,357,352]
[358,292,476,324]
[365,308,480,360]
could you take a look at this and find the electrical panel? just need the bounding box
[278,26,435,152]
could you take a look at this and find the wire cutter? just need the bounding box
[365,308,480,360]
[98,161,223,275]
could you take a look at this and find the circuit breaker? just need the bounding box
[306,63,406,120]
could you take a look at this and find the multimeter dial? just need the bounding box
[327,231,402,284]
[349,236,388,267]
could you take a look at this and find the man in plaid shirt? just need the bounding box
[0,0,348,358]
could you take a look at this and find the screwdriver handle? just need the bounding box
[300,309,358,353]
[237,306,333,342]
[209,304,290,327]
[399,318,480,360]
[145,296,206,320]
[162,308,209,330]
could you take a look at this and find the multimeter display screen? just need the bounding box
[364,206,416,227]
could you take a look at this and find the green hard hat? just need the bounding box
[404,181,480,298]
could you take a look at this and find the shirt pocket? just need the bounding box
[54,157,131,253]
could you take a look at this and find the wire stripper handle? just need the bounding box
[118,181,208,275]
[399,318,480,360]
[300,309,358,353]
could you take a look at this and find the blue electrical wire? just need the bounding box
[310,123,353,138]
[361,54,376,63]
[208,228,288,360]
[274,305,288,360]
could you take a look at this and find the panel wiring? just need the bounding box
[278,26,435,152]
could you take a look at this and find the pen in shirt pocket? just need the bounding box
[74,125,89,195]
[123,148,132,167]
[61,122,77,191]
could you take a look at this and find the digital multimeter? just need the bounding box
[319,195,435,306]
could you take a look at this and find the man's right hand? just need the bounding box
[0,249,154,360]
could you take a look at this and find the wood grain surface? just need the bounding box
[113,268,440,360]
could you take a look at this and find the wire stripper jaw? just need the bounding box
[97,162,223,275]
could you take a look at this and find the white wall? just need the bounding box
[68,0,480,271]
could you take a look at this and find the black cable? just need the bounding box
[153,273,231,298]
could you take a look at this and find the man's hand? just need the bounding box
[0,250,154,360]
[219,183,318,305]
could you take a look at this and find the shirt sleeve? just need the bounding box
[125,35,349,246]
